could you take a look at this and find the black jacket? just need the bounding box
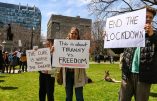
[0,50,4,67]
[122,33,157,84]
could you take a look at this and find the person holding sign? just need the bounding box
[62,27,87,101]
[39,39,56,101]
[119,6,157,101]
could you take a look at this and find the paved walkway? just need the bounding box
[0,62,120,74]
[90,61,119,64]
[1,70,25,74]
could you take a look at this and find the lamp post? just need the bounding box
[31,27,35,49]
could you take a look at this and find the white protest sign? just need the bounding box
[33,46,38,50]
[104,8,146,48]
[26,48,52,71]
[52,39,90,68]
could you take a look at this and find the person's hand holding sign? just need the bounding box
[50,46,54,53]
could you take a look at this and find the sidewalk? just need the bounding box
[90,61,119,64]
[2,70,23,74]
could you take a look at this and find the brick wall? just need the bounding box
[47,15,92,40]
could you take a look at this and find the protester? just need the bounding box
[0,45,4,73]
[39,39,56,101]
[16,50,21,65]
[119,6,157,101]
[9,51,18,74]
[62,27,87,101]
[3,52,9,73]
[109,56,114,64]
[20,52,27,72]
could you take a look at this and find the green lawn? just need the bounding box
[0,63,157,101]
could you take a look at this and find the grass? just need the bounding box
[0,63,157,101]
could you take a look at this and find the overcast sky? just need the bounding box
[0,0,92,36]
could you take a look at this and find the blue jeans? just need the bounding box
[65,71,84,101]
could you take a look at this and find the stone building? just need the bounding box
[47,15,92,39]
[0,2,41,51]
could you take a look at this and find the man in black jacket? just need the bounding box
[119,6,157,101]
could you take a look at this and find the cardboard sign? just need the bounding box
[104,8,146,48]
[26,48,52,71]
[52,39,90,68]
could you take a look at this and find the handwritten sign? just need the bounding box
[104,8,146,48]
[26,48,52,71]
[52,39,90,68]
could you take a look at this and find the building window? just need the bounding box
[52,22,60,31]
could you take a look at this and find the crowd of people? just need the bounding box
[37,6,157,101]
[0,47,27,74]
[0,6,157,101]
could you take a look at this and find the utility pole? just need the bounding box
[31,27,35,49]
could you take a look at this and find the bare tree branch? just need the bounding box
[142,0,157,4]
[88,0,156,19]
[122,0,134,11]
[88,0,157,55]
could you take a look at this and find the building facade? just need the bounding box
[0,2,41,51]
[47,15,92,39]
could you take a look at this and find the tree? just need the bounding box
[88,0,157,54]
[88,0,157,20]
[88,0,157,24]
[143,0,157,4]
[91,20,106,55]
